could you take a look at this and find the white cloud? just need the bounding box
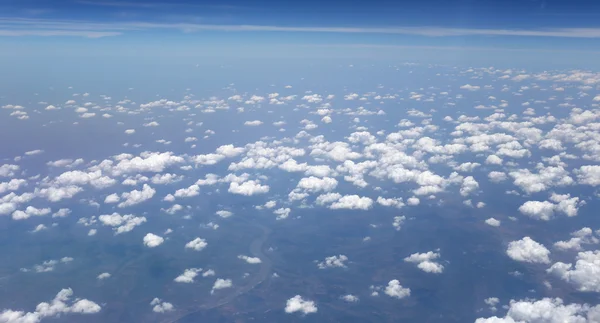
[143,233,164,248]
[174,268,202,283]
[384,280,411,299]
[329,195,373,210]
[548,250,600,292]
[0,288,101,323]
[150,298,174,313]
[104,193,120,203]
[518,201,556,220]
[506,237,551,264]
[0,179,26,194]
[341,294,359,302]
[211,278,233,293]
[273,208,291,220]
[11,206,51,220]
[185,237,208,251]
[216,210,233,218]
[296,176,338,193]
[97,272,111,280]
[460,176,479,196]
[475,297,600,323]
[228,180,269,195]
[376,197,404,208]
[98,212,147,234]
[238,255,262,264]
[393,216,406,231]
[404,251,444,273]
[118,184,155,208]
[173,184,200,198]
[485,218,501,227]
[244,120,263,126]
[285,295,317,314]
[317,255,348,269]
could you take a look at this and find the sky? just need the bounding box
[3,1,600,323]
[2,0,600,65]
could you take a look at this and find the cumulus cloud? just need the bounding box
[329,195,373,210]
[174,268,202,283]
[317,255,348,269]
[485,218,501,227]
[244,120,263,126]
[404,251,444,273]
[273,207,291,220]
[548,250,600,292]
[150,298,174,313]
[506,237,551,264]
[185,237,208,251]
[475,297,600,323]
[228,180,269,195]
[143,233,164,248]
[98,212,147,234]
[384,280,411,299]
[285,295,317,314]
[341,294,359,302]
[238,255,262,264]
[118,184,156,208]
[211,278,233,293]
[0,288,101,322]
[296,176,338,193]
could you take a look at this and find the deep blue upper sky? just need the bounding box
[2,0,600,27]
[1,0,600,62]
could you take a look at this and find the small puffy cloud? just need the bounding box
[406,197,420,206]
[296,176,338,193]
[244,120,263,126]
[329,195,373,210]
[553,228,598,251]
[97,272,111,280]
[99,212,147,234]
[238,255,262,264]
[485,218,501,227]
[118,184,155,208]
[404,251,444,274]
[488,171,507,183]
[173,184,200,198]
[485,155,503,165]
[0,288,101,322]
[124,129,135,134]
[393,216,406,231]
[104,193,120,203]
[376,197,404,208]
[211,278,233,293]
[273,208,291,220]
[216,210,233,218]
[548,250,600,292]
[143,233,164,248]
[384,280,411,299]
[460,176,479,197]
[341,294,359,302]
[215,144,245,157]
[185,237,208,251]
[12,206,51,220]
[317,255,348,269]
[460,84,480,91]
[174,268,202,283]
[475,297,600,323]
[285,295,317,314]
[576,166,600,186]
[506,237,550,264]
[518,201,556,221]
[228,180,269,196]
[143,121,159,127]
[150,298,174,313]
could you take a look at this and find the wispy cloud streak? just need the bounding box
[1,17,600,38]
